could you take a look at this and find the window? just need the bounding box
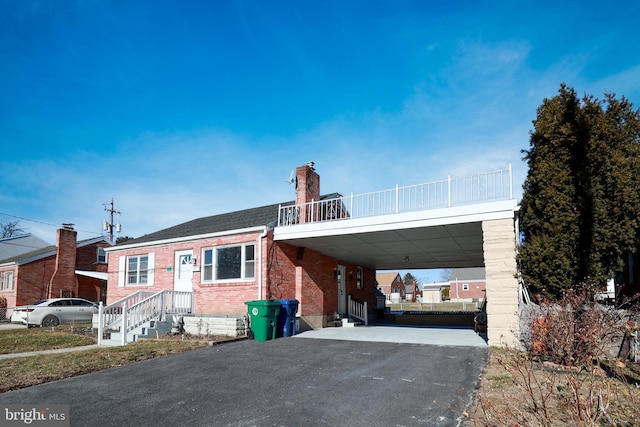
[71,299,95,307]
[97,247,107,264]
[356,266,363,289]
[127,255,149,285]
[202,243,255,281]
[1,271,13,291]
[118,253,154,287]
[462,283,469,291]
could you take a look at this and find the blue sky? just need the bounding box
[1,1,639,282]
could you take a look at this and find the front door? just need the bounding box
[174,250,194,292]
[337,265,347,315]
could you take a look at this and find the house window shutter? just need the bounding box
[147,252,155,286]
[118,257,125,287]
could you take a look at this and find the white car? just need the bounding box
[11,298,98,327]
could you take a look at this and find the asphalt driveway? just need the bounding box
[0,332,488,427]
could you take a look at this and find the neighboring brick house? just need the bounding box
[104,163,377,330]
[405,279,419,302]
[375,272,405,302]
[0,225,111,315]
[449,267,486,301]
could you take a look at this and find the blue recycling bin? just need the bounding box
[276,299,299,338]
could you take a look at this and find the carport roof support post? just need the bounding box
[483,217,519,348]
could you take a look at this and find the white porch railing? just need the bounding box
[347,295,368,326]
[278,165,513,226]
[97,290,193,345]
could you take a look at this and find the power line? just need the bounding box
[0,211,102,236]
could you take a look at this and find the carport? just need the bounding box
[274,198,520,347]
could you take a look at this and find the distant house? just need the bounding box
[449,267,486,301]
[405,280,419,302]
[422,282,450,303]
[104,163,377,331]
[0,233,49,260]
[376,272,405,303]
[0,226,111,317]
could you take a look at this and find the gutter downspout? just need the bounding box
[257,226,270,300]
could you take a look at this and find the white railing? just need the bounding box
[347,295,368,326]
[278,165,513,226]
[97,290,193,345]
[100,290,156,330]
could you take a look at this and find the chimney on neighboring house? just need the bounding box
[295,161,320,205]
[48,224,79,298]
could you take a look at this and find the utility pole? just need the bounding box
[102,198,121,243]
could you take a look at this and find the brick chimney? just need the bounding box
[295,162,320,205]
[48,225,79,298]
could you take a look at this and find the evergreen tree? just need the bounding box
[403,272,417,287]
[519,84,640,301]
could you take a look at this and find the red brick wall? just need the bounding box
[107,232,267,315]
[76,242,109,272]
[260,240,375,317]
[16,258,56,304]
[450,279,486,300]
[49,228,79,298]
[106,232,377,320]
[75,242,109,302]
[295,163,320,205]
[2,239,110,307]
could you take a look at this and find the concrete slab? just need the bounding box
[0,323,26,331]
[295,325,488,347]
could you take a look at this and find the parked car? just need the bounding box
[10,298,98,327]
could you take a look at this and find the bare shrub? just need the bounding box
[471,286,640,426]
[527,286,627,366]
[472,347,640,426]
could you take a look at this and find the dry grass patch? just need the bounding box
[0,339,212,393]
[466,347,640,426]
[0,326,240,393]
[0,326,96,354]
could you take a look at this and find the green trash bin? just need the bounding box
[245,300,281,341]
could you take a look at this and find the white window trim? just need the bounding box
[118,253,155,287]
[462,283,469,291]
[201,243,255,283]
[97,247,107,264]
[0,271,13,291]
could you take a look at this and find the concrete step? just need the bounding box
[341,318,363,327]
[99,338,125,346]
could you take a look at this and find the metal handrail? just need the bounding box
[278,165,513,226]
[97,290,193,345]
[347,295,368,326]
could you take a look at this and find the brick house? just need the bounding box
[449,267,486,301]
[0,225,111,316]
[375,272,405,303]
[104,163,377,330]
[405,280,419,302]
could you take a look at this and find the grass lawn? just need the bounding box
[0,324,233,393]
[0,326,95,354]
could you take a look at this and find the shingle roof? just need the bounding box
[0,236,110,265]
[376,272,401,286]
[0,233,49,260]
[119,193,341,246]
[450,267,485,281]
